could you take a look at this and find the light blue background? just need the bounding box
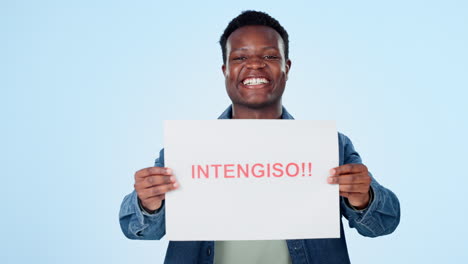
[2,0,467,263]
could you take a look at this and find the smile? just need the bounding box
[242,77,270,86]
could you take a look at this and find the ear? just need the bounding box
[222,64,227,76]
[285,59,292,80]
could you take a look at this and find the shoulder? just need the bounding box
[154,148,165,167]
[338,132,352,149]
[337,132,363,165]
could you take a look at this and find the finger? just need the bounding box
[135,167,172,180]
[327,173,370,184]
[135,175,176,189]
[339,191,351,198]
[141,194,165,204]
[330,164,367,176]
[339,184,369,194]
[146,175,176,186]
[339,191,366,198]
[138,182,179,199]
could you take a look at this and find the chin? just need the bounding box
[227,88,284,110]
[238,98,279,109]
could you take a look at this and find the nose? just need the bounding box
[246,57,266,69]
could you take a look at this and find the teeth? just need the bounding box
[243,78,269,85]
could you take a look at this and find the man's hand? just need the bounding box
[134,167,178,213]
[327,164,371,210]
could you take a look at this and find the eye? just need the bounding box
[264,55,279,60]
[232,56,247,61]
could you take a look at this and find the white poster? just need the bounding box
[164,120,339,241]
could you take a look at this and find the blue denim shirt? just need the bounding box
[119,106,400,264]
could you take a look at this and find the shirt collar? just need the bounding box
[217,105,294,120]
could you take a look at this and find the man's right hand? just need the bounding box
[134,167,178,213]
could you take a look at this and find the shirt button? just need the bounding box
[207,247,212,256]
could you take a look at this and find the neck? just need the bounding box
[232,102,282,119]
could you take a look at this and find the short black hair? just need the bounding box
[219,10,289,64]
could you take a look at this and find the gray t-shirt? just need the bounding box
[214,240,292,264]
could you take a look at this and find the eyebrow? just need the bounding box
[231,46,279,52]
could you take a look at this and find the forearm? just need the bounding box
[119,190,166,240]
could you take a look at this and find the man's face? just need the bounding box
[222,25,291,109]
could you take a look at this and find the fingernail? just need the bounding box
[329,169,336,176]
[166,168,172,175]
[327,177,334,184]
[173,182,179,188]
[170,176,176,182]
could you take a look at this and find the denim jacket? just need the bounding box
[119,106,400,264]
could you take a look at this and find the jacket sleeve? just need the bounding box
[338,133,400,237]
[119,149,167,240]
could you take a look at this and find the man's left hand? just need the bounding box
[328,164,371,210]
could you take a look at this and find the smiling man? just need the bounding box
[119,11,400,264]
